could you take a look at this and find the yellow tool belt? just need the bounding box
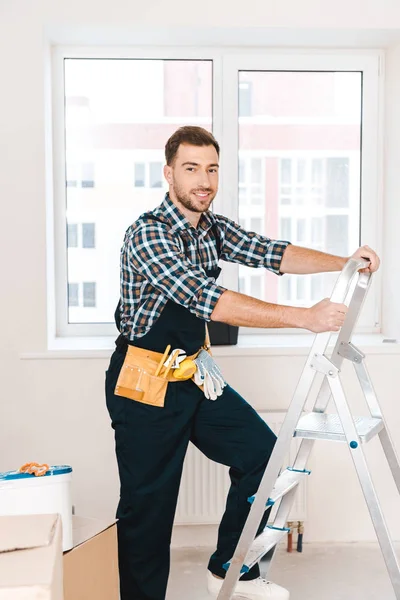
[115,344,202,408]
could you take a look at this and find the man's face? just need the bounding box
[164,143,219,213]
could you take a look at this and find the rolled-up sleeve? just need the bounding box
[217,215,291,275]
[126,222,226,321]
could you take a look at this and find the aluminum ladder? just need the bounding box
[217,258,400,600]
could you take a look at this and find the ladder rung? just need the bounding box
[223,526,287,574]
[295,413,384,444]
[248,467,310,507]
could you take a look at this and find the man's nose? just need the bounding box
[196,170,212,188]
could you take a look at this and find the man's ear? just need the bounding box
[164,164,173,185]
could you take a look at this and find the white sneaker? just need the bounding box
[207,570,290,599]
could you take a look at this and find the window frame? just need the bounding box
[49,47,382,343]
[50,45,222,339]
[220,51,383,335]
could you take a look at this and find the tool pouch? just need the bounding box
[115,352,169,408]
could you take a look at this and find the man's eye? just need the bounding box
[186,167,195,172]
[209,169,218,173]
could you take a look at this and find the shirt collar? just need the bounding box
[154,193,216,235]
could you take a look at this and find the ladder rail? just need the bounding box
[313,265,372,413]
[216,341,320,599]
[216,259,374,600]
[353,359,382,418]
[328,374,400,597]
[353,359,400,494]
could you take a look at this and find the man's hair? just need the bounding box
[165,126,220,166]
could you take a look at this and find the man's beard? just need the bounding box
[173,182,215,213]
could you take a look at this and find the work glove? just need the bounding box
[193,349,226,400]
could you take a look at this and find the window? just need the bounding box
[67,224,78,248]
[229,57,379,326]
[67,282,97,311]
[81,163,95,188]
[239,81,252,117]
[56,55,213,334]
[83,282,96,308]
[150,162,163,188]
[238,156,265,208]
[68,283,79,307]
[82,223,95,249]
[53,49,380,340]
[67,224,96,249]
[134,162,164,188]
[66,162,95,188]
[326,158,349,207]
[134,163,145,187]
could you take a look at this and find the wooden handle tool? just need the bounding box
[155,344,171,377]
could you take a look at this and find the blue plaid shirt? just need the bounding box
[120,194,290,340]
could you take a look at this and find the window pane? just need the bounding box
[327,157,349,207]
[66,164,78,188]
[238,70,361,307]
[312,159,323,185]
[134,163,145,187]
[311,274,323,299]
[64,58,212,323]
[280,276,291,303]
[296,219,306,243]
[280,218,291,240]
[251,158,262,184]
[326,215,349,256]
[297,159,306,183]
[251,194,263,206]
[296,277,306,300]
[83,282,96,308]
[239,81,252,117]
[68,283,79,307]
[311,218,323,245]
[82,223,95,248]
[67,224,78,248]
[150,162,163,188]
[281,159,292,184]
[81,162,95,188]
[250,276,262,299]
[250,218,262,232]
[239,160,245,184]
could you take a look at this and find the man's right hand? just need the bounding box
[302,298,348,333]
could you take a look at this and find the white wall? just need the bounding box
[1,0,400,544]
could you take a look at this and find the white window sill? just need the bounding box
[19,333,400,360]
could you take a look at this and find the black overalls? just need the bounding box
[105,223,277,600]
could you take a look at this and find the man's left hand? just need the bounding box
[350,245,380,273]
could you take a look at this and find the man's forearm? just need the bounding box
[211,290,307,329]
[279,244,347,275]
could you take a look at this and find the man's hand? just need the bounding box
[350,245,380,273]
[303,298,348,333]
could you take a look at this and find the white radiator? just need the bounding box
[175,411,307,525]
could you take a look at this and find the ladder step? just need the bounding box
[248,467,310,507]
[295,413,384,443]
[223,526,287,574]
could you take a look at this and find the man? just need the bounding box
[106,126,380,600]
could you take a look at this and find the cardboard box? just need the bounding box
[0,513,63,600]
[63,516,119,600]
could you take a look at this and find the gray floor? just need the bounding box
[167,544,397,599]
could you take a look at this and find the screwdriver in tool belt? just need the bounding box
[155,345,171,377]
